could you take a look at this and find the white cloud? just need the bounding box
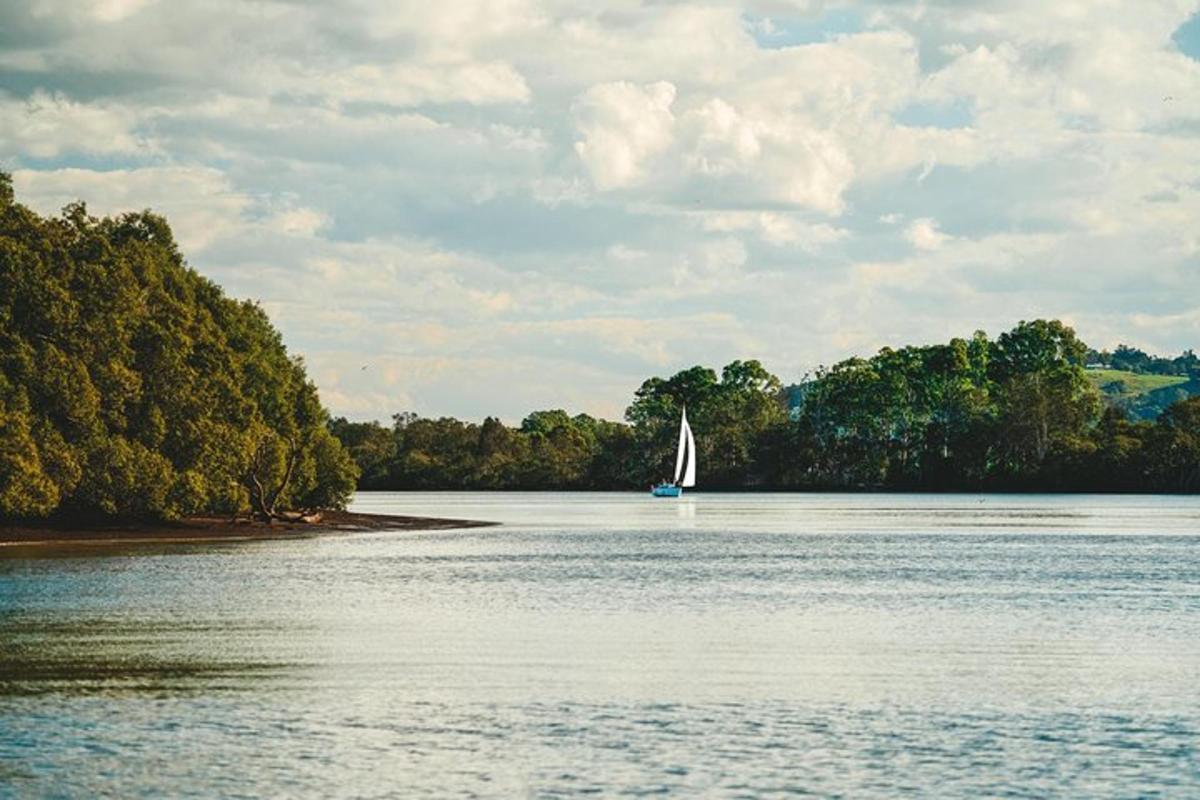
[573,80,677,190]
[700,211,849,249]
[318,60,531,108]
[30,0,157,22]
[3,0,1200,420]
[267,207,330,238]
[0,91,151,158]
[683,98,762,176]
[906,218,951,251]
[89,0,156,22]
[678,95,856,214]
[12,167,250,252]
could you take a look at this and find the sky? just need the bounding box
[2,0,1200,423]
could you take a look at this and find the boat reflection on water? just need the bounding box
[676,499,696,521]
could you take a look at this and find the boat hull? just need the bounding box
[651,484,682,497]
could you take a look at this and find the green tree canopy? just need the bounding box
[327,328,1196,495]
[0,174,357,520]
[625,359,787,486]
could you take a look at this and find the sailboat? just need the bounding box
[651,407,696,497]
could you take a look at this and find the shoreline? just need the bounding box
[0,510,498,549]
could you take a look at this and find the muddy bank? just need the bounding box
[0,510,497,549]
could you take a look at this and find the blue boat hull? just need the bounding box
[651,484,682,497]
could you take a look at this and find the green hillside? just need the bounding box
[1087,369,1197,421]
[1087,369,1189,397]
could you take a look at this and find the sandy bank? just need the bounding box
[0,510,497,549]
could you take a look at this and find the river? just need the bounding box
[2,492,1199,796]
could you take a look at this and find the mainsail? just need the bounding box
[673,407,696,488]
[682,413,696,488]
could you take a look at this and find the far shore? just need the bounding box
[0,510,497,550]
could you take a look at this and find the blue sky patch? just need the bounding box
[1174,13,1200,60]
[894,99,973,129]
[745,9,864,48]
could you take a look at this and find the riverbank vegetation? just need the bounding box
[0,174,358,522]
[333,322,1200,492]
[3,174,1196,514]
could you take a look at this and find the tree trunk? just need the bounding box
[246,436,299,523]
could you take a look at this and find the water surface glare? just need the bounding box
[3,492,1200,796]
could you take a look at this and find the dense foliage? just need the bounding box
[330,411,637,491]
[1087,344,1200,377]
[333,323,1200,492]
[1081,345,1200,420]
[0,174,357,521]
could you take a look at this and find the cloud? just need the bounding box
[88,0,157,22]
[317,60,531,108]
[3,0,1200,421]
[267,207,330,238]
[0,90,150,158]
[677,94,859,214]
[683,98,762,176]
[12,167,251,251]
[573,80,677,190]
[699,211,849,249]
[905,217,951,250]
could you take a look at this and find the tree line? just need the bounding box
[1087,344,1200,377]
[3,172,1195,518]
[0,173,358,521]
[332,321,1200,492]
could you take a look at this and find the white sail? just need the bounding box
[681,413,696,488]
[673,407,688,484]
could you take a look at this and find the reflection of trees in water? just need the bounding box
[0,618,296,696]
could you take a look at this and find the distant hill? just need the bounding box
[1087,368,1200,421]
[781,345,1200,422]
[1086,344,1199,376]
[783,366,1200,421]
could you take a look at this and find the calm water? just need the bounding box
[3,493,1200,797]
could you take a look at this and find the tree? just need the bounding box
[0,386,59,517]
[328,418,396,489]
[474,416,529,488]
[991,319,1088,378]
[1145,397,1200,490]
[322,323,1195,494]
[625,361,785,487]
[0,176,357,521]
[990,321,1100,480]
[780,323,1105,490]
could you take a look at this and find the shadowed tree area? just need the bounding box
[0,173,358,521]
